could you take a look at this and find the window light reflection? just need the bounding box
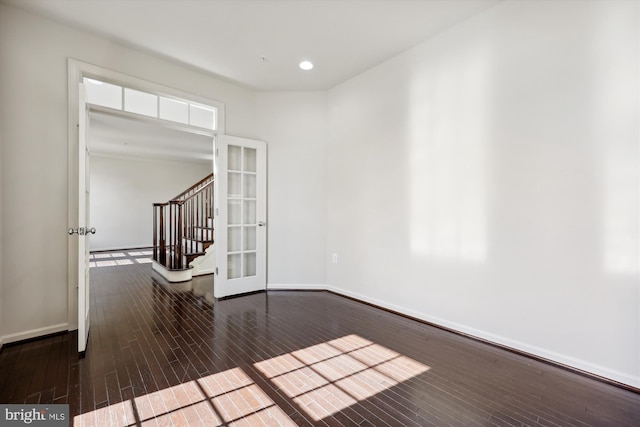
[74,367,294,426]
[73,335,430,425]
[254,334,430,421]
[408,41,489,262]
[89,251,152,268]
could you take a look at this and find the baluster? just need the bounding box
[159,206,166,265]
[170,203,175,269]
[176,202,183,269]
[153,205,157,261]
[189,193,193,254]
[196,191,200,252]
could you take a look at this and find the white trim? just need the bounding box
[88,104,216,138]
[268,283,639,388]
[267,283,328,291]
[152,261,193,283]
[324,285,640,389]
[91,151,212,165]
[69,59,225,134]
[67,58,225,331]
[1,323,68,345]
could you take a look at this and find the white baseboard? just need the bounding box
[265,283,639,389]
[267,283,328,291]
[1,323,68,345]
[2,285,635,388]
[324,285,639,389]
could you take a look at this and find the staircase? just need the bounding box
[152,173,215,282]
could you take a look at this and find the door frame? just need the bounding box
[67,59,226,330]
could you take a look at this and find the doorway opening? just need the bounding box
[67,60,224,351]
[88,111,214,254]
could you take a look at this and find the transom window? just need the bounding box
[83,77,217,130]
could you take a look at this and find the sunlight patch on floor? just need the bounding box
[74,335,429,425]
[73,367,294,426]
[254,334,430,421]
[90,250,152,268]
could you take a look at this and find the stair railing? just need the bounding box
[181,179,214,257]
[153,174,214,270]
[173,173,213,201]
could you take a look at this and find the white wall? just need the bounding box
[256,92,328,288]
[326,0,639,387]
[0,3,256,342]
[1,0,638,390]
[90,155,211,251]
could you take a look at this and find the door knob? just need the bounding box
[258,221,266,227]
[68,227,96,235]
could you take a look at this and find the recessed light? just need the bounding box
[299,60,314,71]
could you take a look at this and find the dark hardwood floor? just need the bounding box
[1,249,639,426]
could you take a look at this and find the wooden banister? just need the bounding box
[171,173,214,201]
[153,174,214,272]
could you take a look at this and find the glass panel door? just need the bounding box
[227,145,258,279]
[215,136,266,298]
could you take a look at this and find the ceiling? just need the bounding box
[5,0,501,91]
[89,112,213,164]
[6,0,501,162]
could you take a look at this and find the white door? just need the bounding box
[215,135,267,298]
[76,83,92,353]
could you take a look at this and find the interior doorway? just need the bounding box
[67,59,224,351]
[88,111,214,254]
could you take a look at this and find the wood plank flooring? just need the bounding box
[1,249,639,426]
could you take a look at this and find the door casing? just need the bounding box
[67,59,226,332]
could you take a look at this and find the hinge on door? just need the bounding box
[215,267,219,275]
[215,208,219,216]
[215,148,219,156]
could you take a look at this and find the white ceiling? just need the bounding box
[7,0,501,162]
[89,112,213,164]
[6,0,501,91]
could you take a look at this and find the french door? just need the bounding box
[76,83,92,353]
[215,135,267,298]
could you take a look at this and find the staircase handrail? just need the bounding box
[171,173,213,201]
[181,178,214,203]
